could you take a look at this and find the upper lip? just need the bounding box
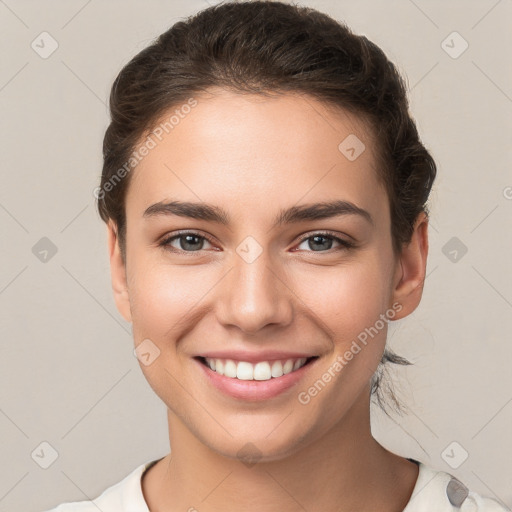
[196,350,318,363]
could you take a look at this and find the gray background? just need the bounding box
[0,1,511,511]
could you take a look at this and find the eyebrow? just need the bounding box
[143,199,374,228]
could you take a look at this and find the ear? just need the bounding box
[390,211,429,320]
[107,221,132,323]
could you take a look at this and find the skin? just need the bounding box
[107,88,428,512]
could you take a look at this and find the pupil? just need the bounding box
[182,235,202,251]
[309,235,332,251]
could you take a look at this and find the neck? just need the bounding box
[142,390,418,512]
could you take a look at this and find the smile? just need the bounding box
[194,352,320,401]
[198,356,316,381]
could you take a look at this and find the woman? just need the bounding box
[45,1,508,511]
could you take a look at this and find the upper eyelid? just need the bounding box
[161,230,216,244]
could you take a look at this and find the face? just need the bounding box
[108,88,427,461]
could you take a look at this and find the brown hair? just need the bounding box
[97,0,436,415]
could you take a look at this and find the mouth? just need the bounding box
[195,355,318,381]
[194,355,319,401]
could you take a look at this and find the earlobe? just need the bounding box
[107,221,132,323]
[390,212,429,320]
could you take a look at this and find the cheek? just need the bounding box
[128,256,206,335]
[293,254,394,346]
[126,259,198,405]
[294,253,395,421]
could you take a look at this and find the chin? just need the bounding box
[193,415,320,465]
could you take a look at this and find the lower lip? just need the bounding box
[195,358,317,401]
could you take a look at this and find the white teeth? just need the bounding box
[271,360,284,378]
[236,361,254,380]
[283,359,294,374]
[203,357,311,381]
[224,359,237,378]
[253,362,271,380]
[293,358,306,371]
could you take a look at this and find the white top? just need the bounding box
[43,458,509,512]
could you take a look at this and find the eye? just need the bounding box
[159,231,216,253]
[294,231,354,253]
[158,230,354,254]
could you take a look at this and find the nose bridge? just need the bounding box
[216,241,292,332]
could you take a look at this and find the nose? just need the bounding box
[214,248,294,334]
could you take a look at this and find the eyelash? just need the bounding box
[158,230,355,254]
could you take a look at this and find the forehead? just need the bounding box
[125,89,386,221]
